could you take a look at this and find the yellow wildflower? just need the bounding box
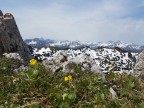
[68,75,72,80]
[64,75,73,81]
[64,77,69,81]
[30,59,37,65]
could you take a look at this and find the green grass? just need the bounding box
[0,57,144,108]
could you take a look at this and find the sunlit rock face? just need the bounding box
[0,10,32,62]
[133,51,144,79]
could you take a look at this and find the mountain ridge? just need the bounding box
[24,38,144,52]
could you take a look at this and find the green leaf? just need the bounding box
[59,102,69,108]
[126,80,135,89]
[140,101,144,108]
[67,92,76,102]
[100,93,105,100]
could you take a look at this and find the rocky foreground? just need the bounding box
[0,56,144,107]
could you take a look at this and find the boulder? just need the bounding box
[42,53,67,72]
[54,52,67,63]
[3,53,22,61]
[70,53,103,72]
[42,52,105,79]
[62,61,78,73]
[70,53,95,64]
[109,87,118,99]
[0,10,32,62]
[42,59,62,72]
[133,51,144,79]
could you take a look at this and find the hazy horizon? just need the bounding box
[0,0,144,45]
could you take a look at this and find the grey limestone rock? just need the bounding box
[133,51,144,80]
[42,59,62,72]
[109,87,118,99]
[42,52,105,79]
[62,61,77,73]
[42,52,67,72]
[3,53,22,60]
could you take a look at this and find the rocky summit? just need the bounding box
[0,10,31,62]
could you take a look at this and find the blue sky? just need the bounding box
[0,0,144,44]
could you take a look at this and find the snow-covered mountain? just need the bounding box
[24,38,143,73]
[24,38,55,48]
[24,38,144,52]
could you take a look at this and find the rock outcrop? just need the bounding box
[3,53,22,60]
[42,52,105,79]
[0,10,32,62]
[133,51,144,79]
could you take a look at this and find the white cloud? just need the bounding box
[7,0,144,44]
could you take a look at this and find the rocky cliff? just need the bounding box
[0,10,31,62]
[0,10,3,16]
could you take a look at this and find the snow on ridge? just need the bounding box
[32,47,139,73]
[24,38,144,52]
[27,40,37,45]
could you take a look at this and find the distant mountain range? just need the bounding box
[24,38,144,52]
